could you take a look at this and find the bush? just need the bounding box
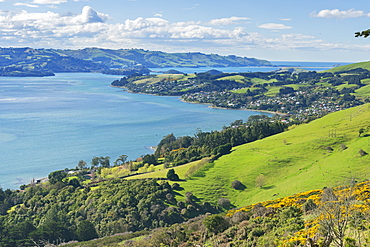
[171,183,181,190]
[231,180,246,190]
[213,143,232,156]
[203,215,229,234]
[359,149,368,156]
[302,199,317,213]
[218,198,231,209]
[76,220,98,241]
[166,169,180,181]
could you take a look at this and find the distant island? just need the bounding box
[0,47,272,77]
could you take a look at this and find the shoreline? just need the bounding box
[112,85,285,116]
[179,98,286,116]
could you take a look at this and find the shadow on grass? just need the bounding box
[262,185,275,190]
[188,162,215,178]
[173,191,183,197]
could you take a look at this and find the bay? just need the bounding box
[0,73,271,189]
[0,61,350,189]
[149,61,351,74]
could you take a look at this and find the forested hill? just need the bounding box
[0,47,271,77]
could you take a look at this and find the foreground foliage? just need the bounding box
[0,179,218,246]
[92,181,369,247]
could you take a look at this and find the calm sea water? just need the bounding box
[150,61,350,74]
[0,73,271,189]
[0,62,349,189]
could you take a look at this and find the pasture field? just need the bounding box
[126,104,370,207]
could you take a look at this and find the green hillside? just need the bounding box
[0,47,271,76]
[127,104,370,207]
[325,60,370,73]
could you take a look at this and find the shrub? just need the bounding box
[231,180,246,190]
[359,149,368,156]
[218,198,231,209]
[203,215,229,234]
[166,169,180,181]
[302,199,317,213]
[171,183,181,190]
[213,143,232,156]
[255,174,265,189]
[231,211,249,224]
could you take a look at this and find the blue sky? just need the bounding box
[0,0,370,62]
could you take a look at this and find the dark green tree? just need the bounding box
[68,178,81,188]
[358,128,365,137]
[203,215,229,234]
[30,206,75,244]
[166,169,180,181]
[114,155,128,166]
[76,220,98,241]
[355,29,370,38]
[48,170,67,185]
[4,221,36,246]
[213,143,232,156]
[77,160,87,169]
[142,154,158,165]
[231,180,246,190]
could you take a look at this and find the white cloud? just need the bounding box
[207,17,250,26]
[14,3,39,7]
[74,6,109,23]
[280,18,291,21]
[258,23,292,30]
[0,6,369,56]
[311,9,368,19]
[32,0,67,4]
[185,3,200,10]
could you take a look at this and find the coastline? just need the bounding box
[179,98,286,116]
[112,85,285,116]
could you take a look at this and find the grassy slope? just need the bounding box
[126,104,370,207]
[325,61,370,73]
[125,159,208,180]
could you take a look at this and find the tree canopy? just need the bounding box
[355,29,370,38]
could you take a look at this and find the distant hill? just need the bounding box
[0,47,104,77]
[61,48,272,68]
[0,47,272,76]
[325,60,370,73]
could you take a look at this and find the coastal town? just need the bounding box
[112,68,366,122]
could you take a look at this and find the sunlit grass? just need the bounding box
[217,75,245,82]
[126,104,370,207]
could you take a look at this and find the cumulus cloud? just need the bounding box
[0,6,368,55]
[32,0,67,4]
[207,17,250,26]
[258,23,292,30]
[74,6,109,23]
[311,9,368,19]
[14,3,39,7]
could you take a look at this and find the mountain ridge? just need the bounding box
[0,47,272,76]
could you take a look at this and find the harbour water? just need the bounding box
[0,73,270,189]
[0,62,350,189]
